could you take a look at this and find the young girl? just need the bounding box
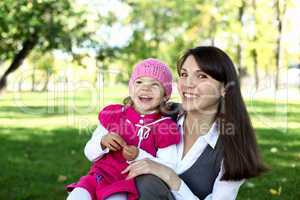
[66,58,181,200]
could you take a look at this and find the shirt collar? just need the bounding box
[125,105,161,124]
[177,115,219,149]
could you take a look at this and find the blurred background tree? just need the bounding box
[0,0,299,92]
[0,1,299,199]
[0,0,89,90]
[28,52,55,92]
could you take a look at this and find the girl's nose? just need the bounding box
[141,84,151,91]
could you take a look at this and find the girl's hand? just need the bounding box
[121,159,181,191]
[101,132,126,151]
[122,145,139,161]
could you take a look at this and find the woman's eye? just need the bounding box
[136,80,142,84]
[198,74,207,79]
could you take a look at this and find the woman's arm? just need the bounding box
[134,145,178,169]
[172,163,244,200]
[171,180,200,200]
[123,160,244,200]
[207,163,245,200]
[84,124,109,162]
[123,159,201,200]
[122,159,183,195]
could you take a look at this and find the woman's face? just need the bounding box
[177,55,224,114]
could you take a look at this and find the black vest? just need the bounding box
[179,138,223,200]
[164,103,224,200]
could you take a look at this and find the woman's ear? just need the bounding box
[220,83,225,97]
[222,81,235,97]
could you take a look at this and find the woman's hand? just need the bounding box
[100,132,126,151]
[121,159,182,191]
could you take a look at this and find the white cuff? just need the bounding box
[172,180,199,200]
[134,146,177,169]
[84,124,109,162]
[102,146,110,153]
[135,148,154,161]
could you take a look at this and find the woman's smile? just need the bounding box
[177,55,223,112]
[182,92,199,99]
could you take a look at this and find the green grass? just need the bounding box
[0,88,299,200]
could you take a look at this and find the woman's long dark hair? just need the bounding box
[177,46,268,181]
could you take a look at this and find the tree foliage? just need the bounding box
[0,0,89,90]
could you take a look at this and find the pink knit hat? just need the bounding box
[129,58,173,98]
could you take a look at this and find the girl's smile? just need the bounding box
[130,77,165,114]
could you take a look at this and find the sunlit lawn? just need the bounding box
[0,86,299,200]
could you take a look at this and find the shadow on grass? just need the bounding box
[248,111,300,122]
[246,100,300,108]
[0,125,299,200]
[255,128,300,172]
[1,126,299,200]
[0,127,92,200]
[0,106,99,119]
[247,100,300,121]
[0,95,124,119]
[237,127,300,200]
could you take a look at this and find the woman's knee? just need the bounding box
[135,175,174,200]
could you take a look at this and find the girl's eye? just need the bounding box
[180,72,188,77]
[136,80,142,84]
[152,83,160,87]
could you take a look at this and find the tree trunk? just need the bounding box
[251,0,259,89]
[0,33,37,91]
[209,17,216,46]
[42,71,50,92]
[31,65,36,92]
[237,44,243,77]
[251,48,259,89]
[237,0,246,82]
[18,80,22,92]
[274,0,286,90]
[153,11,161,54]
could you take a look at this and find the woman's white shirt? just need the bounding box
[139,115,244,200]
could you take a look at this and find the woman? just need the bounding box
[122,46,267,200]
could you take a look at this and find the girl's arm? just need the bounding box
[84,124,109,162]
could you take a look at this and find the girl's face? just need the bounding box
[177,55,224,113]
[129,77,165,114]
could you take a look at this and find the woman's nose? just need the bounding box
[184,76,196,88]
